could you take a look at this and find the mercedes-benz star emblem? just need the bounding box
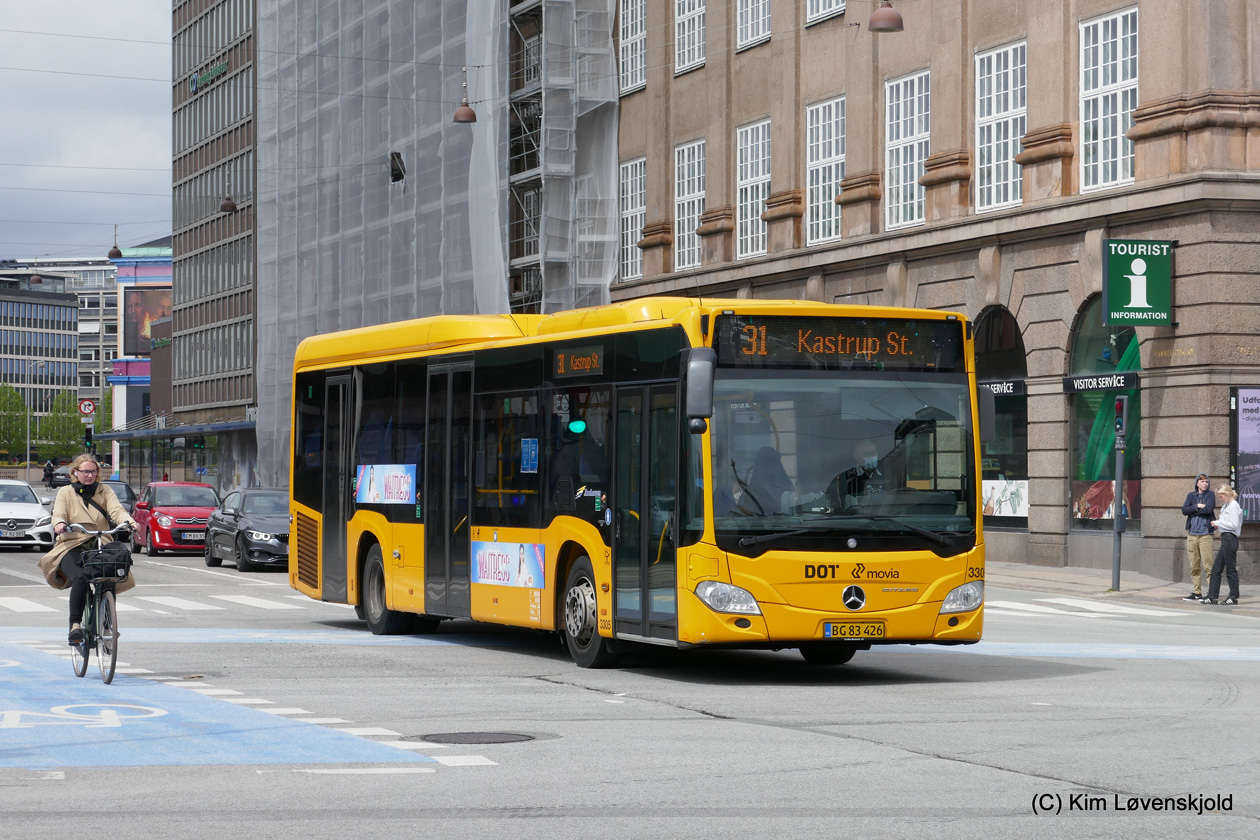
[5,519,16,531]
[842,585,866,611]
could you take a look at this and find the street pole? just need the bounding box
[24,360,45,485]
[1112,436,1125,591]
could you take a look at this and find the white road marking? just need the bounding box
[209,595,305,610]
[259,708,312,715]
[0,568,49,583]
[0,597,57,613]
[986,601,1094,615]
[434,756,497,766]
[335,727,401,736]
[134,596,224,611]
[1036,596,1186,616]
[185,688,243,696]
[291,717,352,724]
[224,698,274,705]
[375,741,449,751]
[295,768,436,775]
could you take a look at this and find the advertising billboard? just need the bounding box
[122,286,172,356]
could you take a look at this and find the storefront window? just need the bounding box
[1069,296,1141,527]
[975,306,1029,526]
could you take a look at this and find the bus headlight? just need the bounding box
[694,581,761,615]
[940,581,984,614]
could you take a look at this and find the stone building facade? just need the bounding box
[610,0,1260,580]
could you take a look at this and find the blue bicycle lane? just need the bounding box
[0,641,434,770]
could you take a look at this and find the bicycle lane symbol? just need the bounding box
[0,704,168,729]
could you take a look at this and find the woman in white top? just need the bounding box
[1205,484,1243,605]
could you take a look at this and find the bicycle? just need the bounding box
[64,523,134,684]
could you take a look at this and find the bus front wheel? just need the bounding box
[363,545,410,635]
[562,556,620,668]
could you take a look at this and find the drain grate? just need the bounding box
[413,732,535,745]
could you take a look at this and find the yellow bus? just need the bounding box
[289,297,993,667]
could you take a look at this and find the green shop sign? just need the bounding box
[1102,239,1174,326]
[189,61,229,93]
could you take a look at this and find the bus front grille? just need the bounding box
[295,512,319,590]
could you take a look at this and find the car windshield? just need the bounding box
[159,487,219,507]
[105,483,134,500]
[0,485,39,504]
[243,494,288,514]
[706,370,977,555]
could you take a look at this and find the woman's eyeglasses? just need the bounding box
[76,469,98,476]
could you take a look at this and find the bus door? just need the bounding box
[424,362,473,617]
[322,373,354,602]
[612,383,679,642]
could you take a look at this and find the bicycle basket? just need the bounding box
[81,544,133,582]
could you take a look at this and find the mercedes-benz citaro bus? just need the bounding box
[289,298,994,667]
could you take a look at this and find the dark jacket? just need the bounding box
[1181,478,1215,534]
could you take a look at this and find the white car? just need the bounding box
[0,479,55,553]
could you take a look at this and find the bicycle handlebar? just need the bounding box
[64,523,133,537]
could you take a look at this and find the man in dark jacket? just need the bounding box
[1181,473,1215,601]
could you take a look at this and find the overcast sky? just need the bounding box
[0,1,171,261]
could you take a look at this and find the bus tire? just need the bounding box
[562,555,620,668]
[363,545,410,635]
[799,644,857,665]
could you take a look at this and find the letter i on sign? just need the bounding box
[1124,258,1150,308]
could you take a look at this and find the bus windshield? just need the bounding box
[709,369,977,556]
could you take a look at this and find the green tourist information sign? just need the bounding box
[1102,239,1174,326]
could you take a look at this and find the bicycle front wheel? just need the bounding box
[96,589,118,684]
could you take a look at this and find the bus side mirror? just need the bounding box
[977,385,996,444]
[684,348,716,434]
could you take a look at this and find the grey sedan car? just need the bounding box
[204,489,289,572]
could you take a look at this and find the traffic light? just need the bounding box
[84,426,93,447]
[1114,396,1129,435]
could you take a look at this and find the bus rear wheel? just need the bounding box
[363,545,411,635]
[799,644,857,665]
[562,556,620,668]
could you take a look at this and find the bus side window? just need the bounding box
[473,391,541,528]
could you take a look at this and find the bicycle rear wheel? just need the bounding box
[96,589,118,684]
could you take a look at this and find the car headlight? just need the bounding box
[248,530,274,541]
[36,515,52,527]
[694,580,761,615]
[156,515,173,527]
[940,581,984,614]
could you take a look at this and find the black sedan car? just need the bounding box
[49,466,72,488]
[204,488,289,572]
[102,480,138,514]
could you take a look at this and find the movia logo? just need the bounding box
[1103,239,1174,326]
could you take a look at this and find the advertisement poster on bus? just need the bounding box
[471,541,545,589]
[354,464,416,504]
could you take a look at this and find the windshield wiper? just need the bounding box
[801,514,955,548]
[738,527,827,548]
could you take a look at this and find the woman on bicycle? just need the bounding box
[37,454,137,644]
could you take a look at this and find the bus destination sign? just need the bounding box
[715,315,965,372]
[553,345,605,378]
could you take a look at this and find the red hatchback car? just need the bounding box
[134,481,220,556]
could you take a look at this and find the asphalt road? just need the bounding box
[2,547,1258,839]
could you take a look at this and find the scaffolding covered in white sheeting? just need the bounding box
[253,1,617,487]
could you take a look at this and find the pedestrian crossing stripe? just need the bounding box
[0,597,57,613]
[134,596,225,611]
[210,595,305,610]
[0,595,319,614]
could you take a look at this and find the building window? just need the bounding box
[975,307,1029,526]
[620,0,647,93]
[675,1,705,74]
[620,157,646,281]
[1069,295,1142,526]
[1080,7,1138,192]
[736,119,771,259]
[806,97,845,245]
[885,69,930,231]
[975,41,1026,213]
[674,139,706,270]
[806,0,846,24]
[737,0,771,49]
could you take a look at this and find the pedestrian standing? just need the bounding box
[1204,484,1243,606]
[1181,473,1215,601]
